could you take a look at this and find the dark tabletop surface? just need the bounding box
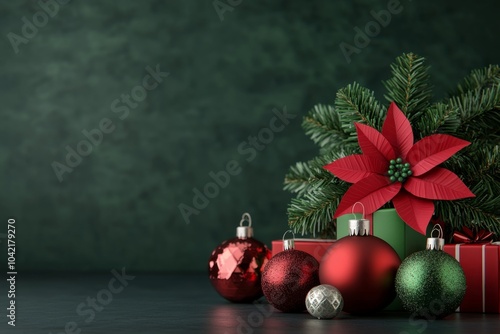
[3,273,499,334]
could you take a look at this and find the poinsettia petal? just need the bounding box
[392,190,434,235]
[355,123,396,162]
[406,134,470,176]
[404,167,475,200]
[382,102,414,159]
[334,174,401,217]
[323,154,388,183]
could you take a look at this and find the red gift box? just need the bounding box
[271,239,335,263]
[443,242,500,313]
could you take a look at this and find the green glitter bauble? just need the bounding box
[395,250,466,319]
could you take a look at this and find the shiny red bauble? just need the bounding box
[320,235,401,314]
[209,236,271,303]
[262,249,320,312]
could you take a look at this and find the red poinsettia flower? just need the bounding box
[324,102,475,235]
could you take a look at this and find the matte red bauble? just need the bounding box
[262,234,320,312]
[208,213,271,303]
[320,218,401,314]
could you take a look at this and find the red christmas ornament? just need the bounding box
[320,217,401,314]
[262,231,320,312]
[208,213,271,303]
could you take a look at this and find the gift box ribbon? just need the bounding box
[454,241,500,312]
[453,227,494,244]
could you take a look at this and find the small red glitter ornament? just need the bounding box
[262,231,320,312]
[208,213,271,303]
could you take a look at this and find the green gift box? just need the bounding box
[336,208,427,311]
[337,208,426,260]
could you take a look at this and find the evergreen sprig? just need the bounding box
[335,82,386,131]
[383,53,433,122]
[417,102,460,137]
[287,180,349,237]
[449,86,500,143]
[445,145,499,183]
[302,104,351,154]
[285,53,500,238]
[455,64,500,94]
[284,152,344,197]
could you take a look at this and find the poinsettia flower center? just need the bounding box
[387,157,412,182]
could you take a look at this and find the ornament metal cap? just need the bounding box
[349,219,370,236]
[348,202,370,236]
[426,224,444,251]
[236,213,253,238]
[282,230,295,250]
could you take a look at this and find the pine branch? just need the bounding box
[284,152,345,197]
[335,82,386,133]
[436,191,500,237]
[445,144,500,191]
[440,144,500,234]
[455,64,500,95]
[302,104,353,152]
[449,86,499,122]
[287,181,348,237]
[449,86,500,141]
[417,102,460,138]
[383,53,432,121]
[286,53,500,237]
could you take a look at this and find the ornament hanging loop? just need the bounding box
[431,224,443,239]
[426,224,444,251]
[236,212,254,238]
[348,202,369,236]
[240,213,252,227]
[282,229,296,251]
[351,202,365,219]
[282,229,295,241]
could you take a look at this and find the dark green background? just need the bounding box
[0,0,498,271]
